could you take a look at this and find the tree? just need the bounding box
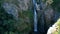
[0,0,16,34]
[47,18,60,34]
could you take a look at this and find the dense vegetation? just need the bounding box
[0,0,17,34]
[0,0,60,34]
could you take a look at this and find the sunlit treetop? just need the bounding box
[55,18,60,26]
[46,0,53,5]
[47,18,60,34]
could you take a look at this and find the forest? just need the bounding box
[0,0,60,34]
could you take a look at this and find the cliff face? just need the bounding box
[3,0,32,10]
[1,0,60,34]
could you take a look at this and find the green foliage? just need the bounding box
[0,1,16,34]
[52,18,60,34]
[46,0,53,5]
[0,0,33,34]
[51,0,60,12]
[16,10,33,34]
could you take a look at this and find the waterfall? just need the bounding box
[32,0,45,34]
[32,0,38,32]
[34,9,38,32]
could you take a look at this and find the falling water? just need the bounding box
[34,9,38,32]
[32,0,38,32]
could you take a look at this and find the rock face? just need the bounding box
[17,0,30,10]
[1,0,60,34]
[3,3,18,20]
[3,0,32,10]
[44,6,54,28]
[3,0,32,20]
[2,0,33,20]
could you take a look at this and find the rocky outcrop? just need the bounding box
[3,3,18,20]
